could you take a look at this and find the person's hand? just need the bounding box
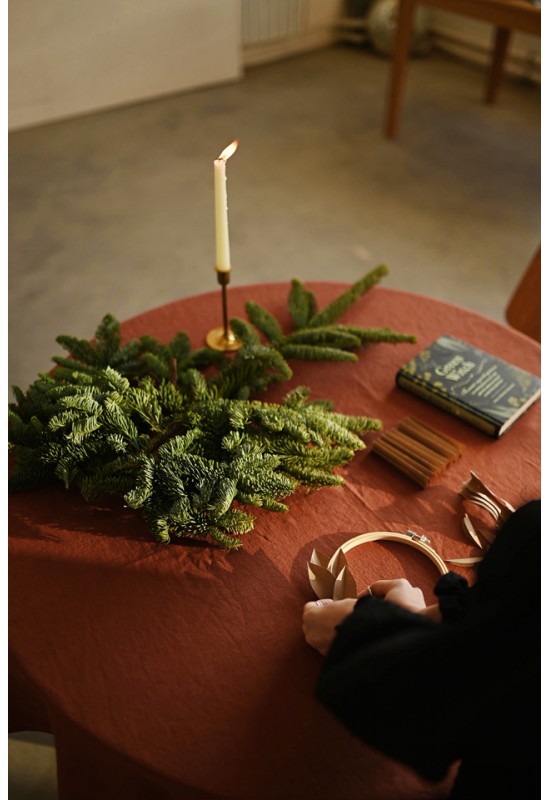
[302,598,357,655]
[369,578,427,613]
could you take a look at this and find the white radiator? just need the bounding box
[241,0,308,45]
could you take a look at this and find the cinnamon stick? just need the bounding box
[407,416,463,454]
[383,429,448,472]
[371,416,464,488]
[397,419,461,461]
[372,439,434,487]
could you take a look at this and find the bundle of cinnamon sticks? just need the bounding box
[372,416,463,487]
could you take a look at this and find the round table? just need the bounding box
[9,283,541,800]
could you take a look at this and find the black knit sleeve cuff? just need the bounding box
[434,571,471,624]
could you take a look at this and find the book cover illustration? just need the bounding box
[396,334,541,436]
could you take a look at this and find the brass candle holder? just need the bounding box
[205,269,242,351]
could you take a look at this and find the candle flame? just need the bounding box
[218,140,238,161]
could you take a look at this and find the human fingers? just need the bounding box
[368,578,411,598]
[302,599,333,632]
[302,598,356,654]
[369,579,426,613]
[303,598,334,613]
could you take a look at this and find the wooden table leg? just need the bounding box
[485,25,511,104]
[384,0,417,139]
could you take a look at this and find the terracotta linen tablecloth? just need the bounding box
[9,284,541,800]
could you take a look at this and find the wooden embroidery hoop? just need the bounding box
[308,530,449,600]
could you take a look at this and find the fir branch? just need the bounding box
[245,301,283,343]
[308,264,389,327]
[66,415,102,443]
[319,410,381,433]
[55,335,101,366]
[212,342,292,399]
[279,344,358,362]
[169,331,191,360]
[235,461,297,499]
[9,386,27,408]
[281,446,355,470]
[283,327,362,349]
[228,318,260,347]
[288,279,317,328]
[216,507,255,536]
[139,353,170,382]
[282,386,311,409]
[186,347,226,373]
[260,498,289,512]
[50,358,102,379]
[281,464,345,487]
[80,456,138,500]
[334,325,416,344]
[94,314,122,361]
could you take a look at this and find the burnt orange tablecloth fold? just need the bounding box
[9,284,541,800]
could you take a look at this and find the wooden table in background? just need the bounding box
[385,0,541,138]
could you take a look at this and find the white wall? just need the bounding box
[308,0,344,27]
[9,0,242,131]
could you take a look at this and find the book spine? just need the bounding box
[395,374,500,437]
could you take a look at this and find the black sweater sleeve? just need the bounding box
[316,593,465,781]
[316,501,540,786]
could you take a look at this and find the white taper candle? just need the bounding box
[214,140,238,272]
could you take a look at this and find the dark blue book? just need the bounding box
[396,334,541,437]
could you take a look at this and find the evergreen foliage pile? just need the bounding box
[9,267,415,548]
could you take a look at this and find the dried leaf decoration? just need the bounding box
[445,471,516,567]
[445,556,484,566]
[308,547,358,600]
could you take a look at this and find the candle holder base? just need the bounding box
[206,326,242,352]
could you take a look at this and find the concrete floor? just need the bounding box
[8,44,540,799]
[9,45,540,398]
